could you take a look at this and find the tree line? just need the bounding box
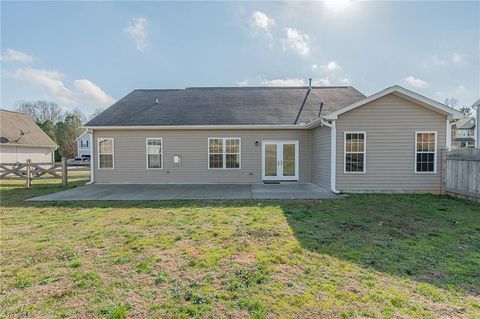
[15,101,104,161]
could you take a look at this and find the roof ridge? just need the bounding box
[128,86,357,91]
[0,108,27,115]
[186,86,353,90]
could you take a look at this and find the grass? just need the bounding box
[1,179,479,318]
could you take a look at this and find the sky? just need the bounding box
[1,1,479,114]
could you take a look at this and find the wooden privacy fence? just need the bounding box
[0,158,89,187]
[442,149,480,202]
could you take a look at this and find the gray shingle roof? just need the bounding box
[86,86,366,127]
[0,109,57,148]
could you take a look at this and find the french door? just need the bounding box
[262,141,299,181]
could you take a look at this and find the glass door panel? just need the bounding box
[264,144,278,177]
[282,144,296,177]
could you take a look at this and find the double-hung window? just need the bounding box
[98,138,114,169]
[146,138,163,169]
[415,132,436,173]
[344,132,366,173]
[208,138,241,169]
[80,140,89,148]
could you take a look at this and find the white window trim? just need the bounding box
[146,138,164,170]
[97,137,114,170]
[207,137,241,170]
[344,131,367,174]
[415,131,437,174]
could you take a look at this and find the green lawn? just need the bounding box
[1,180,479,318]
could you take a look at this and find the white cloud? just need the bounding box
[261,78,306,86]
[313,77,331,86]
[236,79,249,86]
[430,54,447,66]
[250,11,275,32]
[312,61,341,72]
[403,76,428,89]
[324,0,353,12]
[14,67,115,109]
[124,18,148,52]
[281,27,310,56]
[452,52,464,64]
[1,48,34,63]
[340,78,351,85]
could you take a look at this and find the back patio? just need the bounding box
[26,182,336,201]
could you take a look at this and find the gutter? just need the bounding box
[84,124,308,130]
[86,129,95,184]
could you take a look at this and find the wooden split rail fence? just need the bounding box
[0,158,89,187]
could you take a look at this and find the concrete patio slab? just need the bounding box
[26,183,337,201]
[251,183,336,199]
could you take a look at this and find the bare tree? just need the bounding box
[444,97,472,116]
[459,106,473,116]
[88,107,106,120]
[70,107,86,123]
[444,97,458,108]
[15,101,64,123]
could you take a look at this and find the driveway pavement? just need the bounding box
[27,183,336,201]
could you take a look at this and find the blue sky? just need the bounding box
[1,1,479,114]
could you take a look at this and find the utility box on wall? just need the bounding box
[173,155,181,165]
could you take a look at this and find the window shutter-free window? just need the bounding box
[147,138,163,169]
[415,132,436,173]
[345,132,366,173]
[98,138,114,169]
[208,138,241,169]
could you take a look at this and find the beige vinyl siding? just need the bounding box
[92,129,311,184]
[311,125,331,188]
[0,145,54,163]
[335,93,447,193]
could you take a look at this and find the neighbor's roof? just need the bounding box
[85,86,366,127]
[0,109,57,148]
[454,117,475,129]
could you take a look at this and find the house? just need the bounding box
[76,130,92,160]
[84,85,464,193]
[451,117,476,149]
[0,109,57,163]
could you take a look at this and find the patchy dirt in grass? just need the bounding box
[1,183,479,318]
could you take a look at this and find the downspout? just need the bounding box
[86,129,94,184]
[474,100,480,148]
[329,120,341,194]
[446,118,452,151]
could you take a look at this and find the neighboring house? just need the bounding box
[0,109,57,163]
[451,117,476,149]
[84,85,463,193]
[76,130,92,159]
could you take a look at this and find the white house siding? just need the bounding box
[0,145,54,163]
[77,131,92,158]
[335,93,447,193]
[92,129,311,184]
[311,125,331,188]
